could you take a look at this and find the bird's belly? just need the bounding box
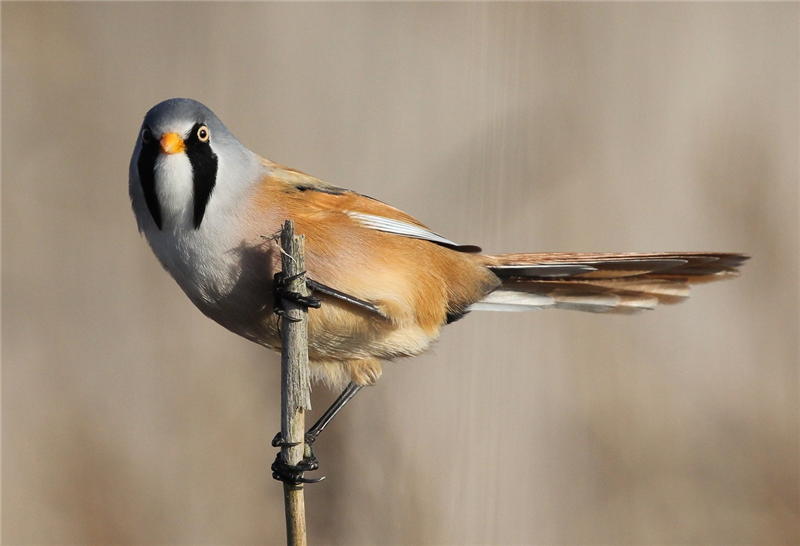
[149,229,440,379]
[183,276,436,365]
[304,298,437,361]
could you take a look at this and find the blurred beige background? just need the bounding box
[3,3,797,545]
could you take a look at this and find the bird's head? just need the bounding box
[129,98,259,232]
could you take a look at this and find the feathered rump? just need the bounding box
[475,252,749,314]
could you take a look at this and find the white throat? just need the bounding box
[154,152,194,228]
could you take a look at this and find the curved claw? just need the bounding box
[271,432,301,449]
[271,452,326,485]
[273,471,326,485]
[273,273,322,304]
[273,305,300,323]
[273,271,322,322]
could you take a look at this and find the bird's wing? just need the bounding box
[256,161,492,323]
[264,159,481,252]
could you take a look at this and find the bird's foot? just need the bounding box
[273,271,321,322]
[271,433,325,485]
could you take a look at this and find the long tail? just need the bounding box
[475,252,749,314]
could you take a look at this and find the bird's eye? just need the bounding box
[197,125,210,142]
[141,128,152,144]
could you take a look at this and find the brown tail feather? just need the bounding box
[475,252,748,313]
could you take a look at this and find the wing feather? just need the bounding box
[346,212,481,252]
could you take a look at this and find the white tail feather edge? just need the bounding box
[470,290,554,312]
[471,288,660,314]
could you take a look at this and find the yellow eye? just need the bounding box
[197,125,210,142]
[141,128,152,144]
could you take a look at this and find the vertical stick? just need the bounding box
[279,220,312,546]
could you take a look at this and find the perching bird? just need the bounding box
[130,98,747,483]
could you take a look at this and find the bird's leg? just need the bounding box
[271,382,363,485]
[306,279,386,317]
[272,271,321,322]
[305,382,363,444]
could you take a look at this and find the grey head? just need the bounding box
[129,98,261,233]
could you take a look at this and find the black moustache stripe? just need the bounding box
[137,136,163,230]
[137,123,218,230]
[185,123,218,229]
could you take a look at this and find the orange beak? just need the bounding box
[160,132,186,155]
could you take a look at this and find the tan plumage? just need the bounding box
[231,161,747,387]
[130,99,749,390]
[240,159,500,387]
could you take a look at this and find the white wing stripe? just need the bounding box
[347,212,462,247]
